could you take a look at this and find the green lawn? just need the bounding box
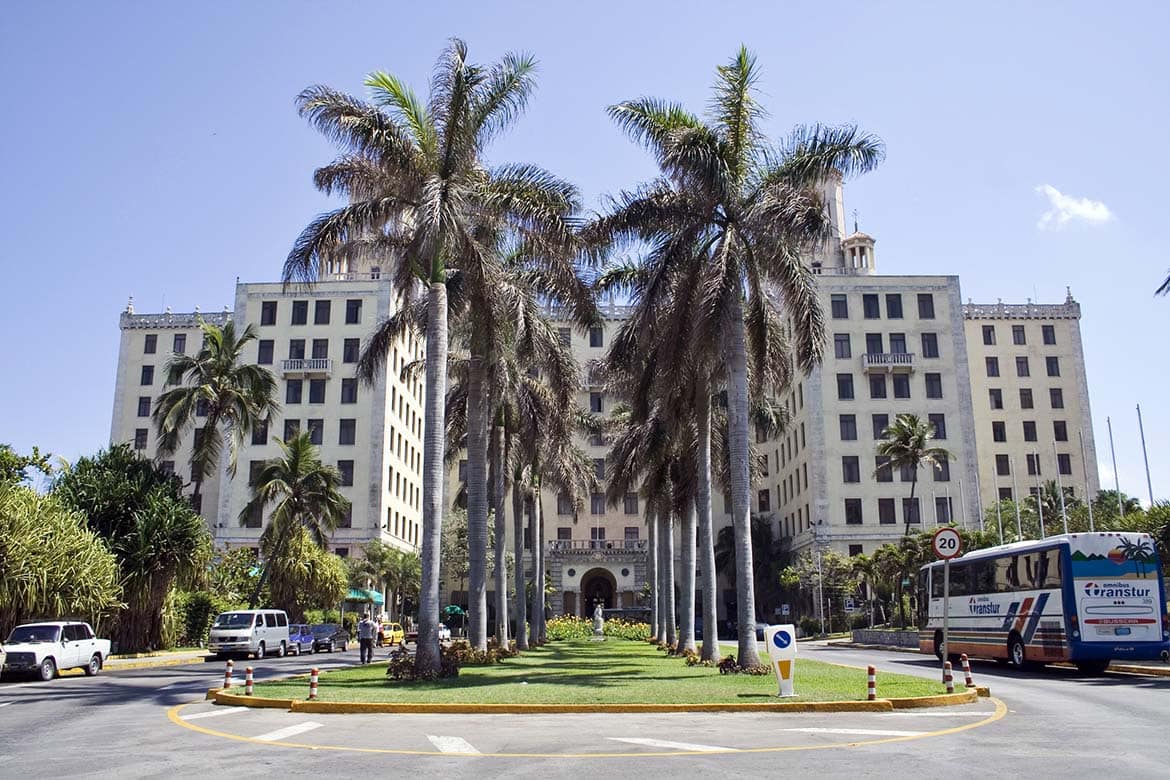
[249,640,945,704]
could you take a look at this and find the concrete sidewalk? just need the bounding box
[104,649,214,670]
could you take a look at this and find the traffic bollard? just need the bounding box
[943,661,954,694]
[867,665,876,701]
[960,654,974,688]
[244,666,254,696]
[223,659,233,689]
[308,667,319,700]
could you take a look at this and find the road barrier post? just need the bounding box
[867,665,876,701]
[223,659,233,689]
[943,661,954,694]
[308,667,319,700]
[960,654,974,688]
[244,666,254,696]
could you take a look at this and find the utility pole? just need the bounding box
[1107,416,1123,517]
[1137,404,1154,506]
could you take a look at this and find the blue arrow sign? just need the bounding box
[773,630,792,649]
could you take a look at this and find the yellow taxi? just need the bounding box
[377,622,405,647]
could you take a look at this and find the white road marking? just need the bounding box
[608,737,735,752]
[0,702,12,708]
[181,706,250,721]
[784,727,924,737]
[253,721,323,742]
[426,735,481,754]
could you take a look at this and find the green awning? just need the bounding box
[346,588,384,606]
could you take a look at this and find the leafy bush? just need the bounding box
[386,642,462,680]
[545,614,591,641]
[848,612,870,630]
[174,591,233,647]
[604,618,651,641]
[799,616,822,636]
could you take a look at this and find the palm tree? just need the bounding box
[288,42,587,672]
[152,320,279,508]
[587,48,883,666]
[875,413,952,537]
[239,433,351,608]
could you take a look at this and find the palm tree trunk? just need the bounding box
[724,296,762,667]
[696,395,720,662]
[513,477,529,650]
[655,504,667,642]
[646,503,658,639]
[248,518,294,609]
[416,282,448,675]
[662,501,677,648]
[904,471,918,536]
[491,421,508,646]
[527,488,539,645]
[535,491,547,643]
[465,356,490,650]
[677,498,697,654]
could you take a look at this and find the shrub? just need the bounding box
[545,614,591,641]
[603,618,651,641]
[799,616,822,636]
[848,612,870,630]
[386,642,461,680]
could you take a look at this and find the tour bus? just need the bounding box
[918,532,1169,674]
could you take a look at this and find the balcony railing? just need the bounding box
[281,358,333,376]
[862,352,914,372]
[548,539,648,553]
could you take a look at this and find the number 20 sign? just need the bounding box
[932,527,962,560]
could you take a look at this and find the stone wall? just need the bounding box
[851,629,920,648]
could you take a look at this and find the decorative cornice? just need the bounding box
[120,311,232,330]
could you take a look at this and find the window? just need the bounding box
[758,489,771,512]
[558,327,571,346]
[312,339,329,360]
[830,294,849,319]
[872,414,889,439]
[889,333,907,355]
[252,419,268,446]
[523,528,531,550]
[1053,420,1068,442]
[286,379,303,404]
[1058,453,1072,475]
[248,460,265,487]
[989,388,1003,410]
[842,456,860,483]
[929,413,947,440]
[992,421,1006,442]
[341,378,357,404]
[862,294,880,319]
[557,526,572,540]
[589,326,603,347]
[137,396,151,417]
[624,527,640,544]
[899,463,915,482]
[590,527,606,547]
[557,493,573,515]
[291,300,308,325]
[593,458,606,481]
[261,301,277,326]
[998,487,1013,501]
[865,333,884,355]
[869,375,887,399]
[985,357,999,377]
[925,372,942,399]
[624,493,639,515]
[839,414,857,441]
[343,338,360,363]
[836,373,855,400]
[886,294,903,319]
[195,399,209,417]
[878,498,896,524]
[847,543,863,557]
[935,497,952,525]
[875,455,893,482]
[590,392,603,413]
[934,459,950,482]
[243,502,262,528]
[1012,325,1026,345]
[314,300,331,325]
[345,299,362,324]
[143,334,157,354]
[140,365,154,386]
[1015,388,1032,410]
[1026,454,1041,476]
[1042,324,1056,345]
[996,455,1010,476]
[283,419,300,440]
[590,432,604,446]
[921,332,939,358]
[257,339,274,364]
[458,460,467,480]
[903,497,921,524]
[917,294,935,319]
[982,325,996,345]
[833,334,852,359]
[173,333,186,354]
[307,418,324,445]
[337,507,352,529]
[338,460,354,486]
[339,418,356,445]
[1046,356,1061,377]
[844,498,863,525]
[1015,356,1030,377]
[892,374,910,399]
[1023,421,1037,442]
[590,493,605,515]
[1050,388,1064,409]
[288,339,306,360]
[133,428,148,450]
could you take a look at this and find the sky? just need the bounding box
[1,1,1166,502]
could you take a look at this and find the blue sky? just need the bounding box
[1,1,1166,501]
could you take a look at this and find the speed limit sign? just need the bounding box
[932,527,962,560]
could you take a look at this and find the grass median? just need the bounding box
[249,640,944,704]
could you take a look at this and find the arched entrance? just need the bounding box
[579,568,617,616]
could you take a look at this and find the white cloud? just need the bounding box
[1035,184,1114,230]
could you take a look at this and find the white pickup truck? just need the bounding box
[1,621,111,681]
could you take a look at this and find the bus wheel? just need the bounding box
[1075,660,1110,675]
[933,630,945,661]
[1007,635,1026,669]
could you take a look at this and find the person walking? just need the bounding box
[358,612,377,664]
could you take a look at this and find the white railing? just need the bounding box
[862,353,914,369]
[281,358,333,374]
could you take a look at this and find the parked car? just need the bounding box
[377,622,404,647]
[1,621,111,681]
[207,609,290,659]
[288,624,315,655]
[310,623,349,653]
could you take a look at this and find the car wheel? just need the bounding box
[39,657,57,682]
[276,641,286,658]
[1007,635,1026,669]
[933,630,945,662]
[342,642,347,652]
[328,641,335,653]
[256,641,266,659]
[84,654,101,677]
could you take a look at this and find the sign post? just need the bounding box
[764,624,797,697]
[931,527,962,682]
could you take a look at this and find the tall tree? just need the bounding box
[588,48,883,665]
[875,413,952,537]
[152,320,279,508]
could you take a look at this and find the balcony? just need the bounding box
[548,539,648,554]
[862,353,914,373]
[281,358,333,376]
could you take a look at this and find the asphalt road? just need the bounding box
[0,641,1166,778]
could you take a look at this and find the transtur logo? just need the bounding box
[1083,581,1152,599]
[968,597,1000,615]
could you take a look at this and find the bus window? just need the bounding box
[1035,551,1061,588]
[930,567,945,599]
[948,563,970,597]
[970,560,995,593]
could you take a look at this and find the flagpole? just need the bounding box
[1054,441,1068,534]
[1107,416,1123,516]
[1011,457,1023,539]
[1080,430,1095,532]
[1137,404,1154,506]
[1034,451,1046,538]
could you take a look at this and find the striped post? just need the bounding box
[308,667,319,700]
[960,654,974,688]
[244,666,254,696]
[222,659,233,689]
[866,665,876,701]
[943,661,954,694]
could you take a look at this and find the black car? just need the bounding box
[310,623,349,653]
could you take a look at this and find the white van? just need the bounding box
[207,609,290,659]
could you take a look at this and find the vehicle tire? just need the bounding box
[342,642,347,652]
[214,652,228,660]
[256,641,266,660]
[39,657,57,682]
[1075,660,1110,675]
[1007,634,1026,669]
[84,654,101,677]
[276,641,286,658]
[328,641,335,653]
[933,630,945,662]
